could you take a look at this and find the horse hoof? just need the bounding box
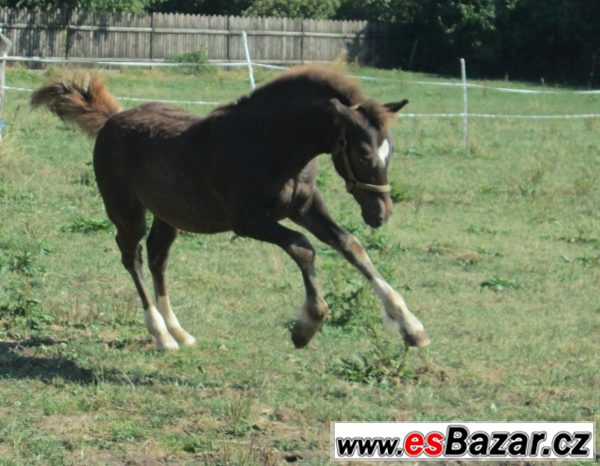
[170,329,197,347]
[403,330,431,348]
[291,320,320,348]
[179,335,197,347]
[156,335,180,351]
[291,333,310,349]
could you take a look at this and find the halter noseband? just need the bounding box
[334,127,391,194]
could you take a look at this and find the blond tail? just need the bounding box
[31,72,122,137]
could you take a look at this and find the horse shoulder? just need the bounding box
[258,159,315,221]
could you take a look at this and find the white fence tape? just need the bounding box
[402,113,600,119]
[3,54,600,95]
[3,84,600,117]
[3,84,220,106]
[119,96,220,106]
[4,85,34,92]
[1,55,599,149]
[2,55,287,71]
[468,83,600,95]
[6,86,599,119]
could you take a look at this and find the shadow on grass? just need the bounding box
[0,336,96,384]
[0,336,204,387]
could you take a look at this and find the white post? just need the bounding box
[0,54,4,143]
[460,58,468,149]
[0,27,13,143]
[0,57,4,144]
[241,31,256,90]
[0,28,5,112]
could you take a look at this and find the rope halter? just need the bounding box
[334,127,391,194]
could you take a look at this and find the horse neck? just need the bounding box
[263,104,338,171]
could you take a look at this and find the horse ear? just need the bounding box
[384,99,409,113]
[329,98,355,124]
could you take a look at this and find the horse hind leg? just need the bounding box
[110,205,179,350]
[147,218,196,347]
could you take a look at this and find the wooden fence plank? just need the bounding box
[0,8,382,64]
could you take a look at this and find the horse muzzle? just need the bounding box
[362,197,392,228]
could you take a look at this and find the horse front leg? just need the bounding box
[292,192,430,348]
[232,210,328,348]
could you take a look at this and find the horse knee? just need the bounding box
[340,233,366,257]
[117,236,143,272]
[288,236,316,268]
[306,296,328,321]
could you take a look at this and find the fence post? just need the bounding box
[0,52,5,143]
[226,16,230,62]
[242,31,256,90]
[0,27,13,143]
[460,58,468,149]
[0,50,5,110]
[300,20,304,64]
[64,9,72,60]
[149,13,154,61]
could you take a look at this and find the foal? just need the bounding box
[32,66,430,350]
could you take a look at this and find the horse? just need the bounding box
[31,65,430,351]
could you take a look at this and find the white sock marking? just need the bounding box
[370,277,424,337]
[156,295,197,346]
[144,306,179,350]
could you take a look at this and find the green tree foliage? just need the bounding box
[0,0,598,84]
[391,0,501,75]
[495,0,600,85]
[148,0,338,18]
[243,0,339,19]
[3,0,147,12]
[336,0,418,23]
[349,0,600,86]
[146,0,248,15]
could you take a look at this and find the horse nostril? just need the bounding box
[370,215,385,228]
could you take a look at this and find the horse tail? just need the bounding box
[31,72,122,137]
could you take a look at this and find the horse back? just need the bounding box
[93,103,233,232]
[93,102,319,233]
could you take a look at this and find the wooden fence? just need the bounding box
[0,8,394,64]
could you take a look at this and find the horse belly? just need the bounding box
[155,206,230,234]
[134,181,231,234]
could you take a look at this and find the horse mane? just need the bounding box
[211,65,394,130]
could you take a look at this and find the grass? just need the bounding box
[0,63,598,464]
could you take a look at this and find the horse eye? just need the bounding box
[358,153,370,166]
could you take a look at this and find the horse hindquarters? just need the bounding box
[93,129,190,350]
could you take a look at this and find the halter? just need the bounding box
[334,126,391,194]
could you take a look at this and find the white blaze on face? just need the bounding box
[377,139,390,165]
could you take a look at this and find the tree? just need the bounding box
[3,0,148,12]
[242,0,339,19]
[147,0,249,15]
[336,0,419,23]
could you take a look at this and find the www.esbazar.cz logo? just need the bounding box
[331,422,595,461]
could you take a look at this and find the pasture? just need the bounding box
[0,64,598,465]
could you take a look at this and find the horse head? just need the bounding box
[329,98,408,228]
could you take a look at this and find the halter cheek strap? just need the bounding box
[334,129,391,194]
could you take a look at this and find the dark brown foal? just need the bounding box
[31,65,430,350]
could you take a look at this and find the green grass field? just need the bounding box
[0,64,598,465]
